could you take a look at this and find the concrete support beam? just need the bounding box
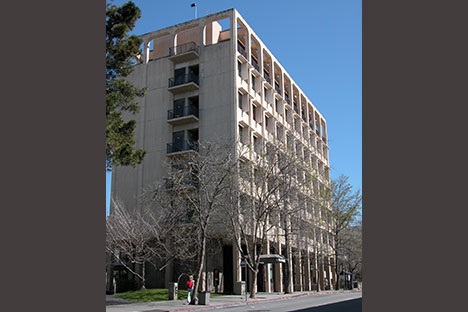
[303,249,311,291]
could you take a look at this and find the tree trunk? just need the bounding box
[334,251,339,290]
[141,262,146,290]
[250,265,258,299]
[193,232,206,303]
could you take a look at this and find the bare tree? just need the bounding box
[224,140,304,298]
[162,139,236,303]
[106,194,197,290]
[106,198,161,289]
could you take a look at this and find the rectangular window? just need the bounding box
[275,98,279,112]
[251,74,255,90]
[265,115,269,128]
[238,92,243,109]
[238,61,242,78]
[252,104,257,122]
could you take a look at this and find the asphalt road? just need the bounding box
[212,291,362,312]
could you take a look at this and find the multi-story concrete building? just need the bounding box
[110,8,334,294]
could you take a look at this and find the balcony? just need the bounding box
[274,83,281,95]
[168,42,200,62]
[237,42,247,61]
[167,140,199,155]
[264,71,271,85]
[293,105,299,115]
[168,74,199,94]
[251,57,260,72]
[285,94,291,105]
[167,105,199,125]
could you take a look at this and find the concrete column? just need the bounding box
[294,250,302,291]
[232,240,243,295]
[274,240,282,293]
[143,39,149,64]
[246,31,251,63]
[171,30,178,56]
[264,239,271,292]
[318,252,324,291]
[325,256,331,290]
[303,249,311,291]
[330,256,336,290]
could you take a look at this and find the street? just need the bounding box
[207,291,362,312]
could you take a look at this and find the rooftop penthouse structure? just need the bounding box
[109,8,334,295]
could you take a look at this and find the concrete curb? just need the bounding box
[172,290,361,311]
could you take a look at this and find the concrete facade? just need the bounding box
[109,8,335,294]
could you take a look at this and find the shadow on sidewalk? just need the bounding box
[290,298,362,312]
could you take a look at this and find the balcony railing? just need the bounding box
[251,57,260,72]
[169,41,199,56]
[167,140,199,154]
[169,73,199,88]
[264,71,271,84]
[237,42,247,58]
[274,83,281,94]
[168,105,199,120]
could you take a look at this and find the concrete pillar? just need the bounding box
[294,249,302,291]
[143,39,149,64]
[232,239,243,294]
[274,240,282,293]
[172,30,178,56]
[325,256,331,290]
[264,239,271,292]
[330,256,336,290]
[303,249,311,291]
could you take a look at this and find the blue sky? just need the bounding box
[106,0,362,215]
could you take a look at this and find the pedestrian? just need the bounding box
[324,278,329,290]
[186,275,194,304]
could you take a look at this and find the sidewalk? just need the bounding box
[106,289,361,312]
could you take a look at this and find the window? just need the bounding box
[264,87,267,100]
[238,92,243,109]
[275,98,279,113]
[251,74,255,89]
[238,61,242,78]
[265,115,269,128]
[252,104,257,122]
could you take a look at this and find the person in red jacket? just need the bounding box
[186,275,194,304]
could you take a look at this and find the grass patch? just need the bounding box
[115,288,226,302]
